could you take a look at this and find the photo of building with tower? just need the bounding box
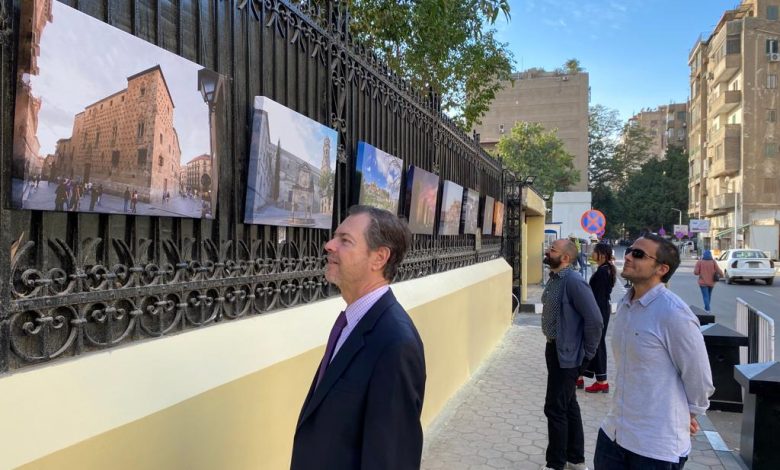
[10,1,222,219]
[244,96,337,229]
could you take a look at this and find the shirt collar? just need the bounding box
[550,266,573,279]
[623,282,666,307]
[343,284,390,327]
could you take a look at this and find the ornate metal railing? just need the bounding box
[0,0,505,373]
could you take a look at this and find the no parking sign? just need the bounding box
[580,209,606,235]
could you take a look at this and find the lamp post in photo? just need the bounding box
[197,68,225,219]
[670,207,682,226]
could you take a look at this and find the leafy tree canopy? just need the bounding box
[617,145,689,237]
[495,122,580,197]
[342,0,515,130]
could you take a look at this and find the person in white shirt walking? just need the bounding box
[594,234,714,470]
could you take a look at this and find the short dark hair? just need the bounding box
[640,234,680,283]
[348,205,412,281]
[561,239,578,262]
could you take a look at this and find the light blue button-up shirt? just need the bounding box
[600,282,714,463]
[330,285,390,361]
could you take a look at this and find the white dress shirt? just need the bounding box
[600,282,714,462]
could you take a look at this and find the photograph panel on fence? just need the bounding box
[438,181,463,236]
[355,142,403,214]
[481,195,495,235]
[244,96,337,229]
[493,200,505,236]
[460,188,480,235]
[405,166,440,235]
[11,1,224,218]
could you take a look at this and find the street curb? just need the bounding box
[697,414,748,470]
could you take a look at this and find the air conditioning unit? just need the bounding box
[770,52,780,61]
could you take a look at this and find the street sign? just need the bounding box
[580,209,606,234]
[690,219,710,233]
[673,224,688,239]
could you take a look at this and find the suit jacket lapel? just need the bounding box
[297,290,397,429]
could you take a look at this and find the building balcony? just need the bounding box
[708,124,741,178]
[709,89,741,116]
[709,192,736,213]
[711,53,740,84]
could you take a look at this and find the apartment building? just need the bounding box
[688,0,780,257]
[628,103,688,162]
[472,69,590,191]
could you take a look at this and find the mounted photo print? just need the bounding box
[493,200,505,236]
[404,166,439,235]
[460,188,480,235]
[11,1,224,219]
[481,195,495,235]
[244,96,337,229]
[355,142,403,214]
[438,181,463,236]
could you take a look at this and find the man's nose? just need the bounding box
[324,238,336,252]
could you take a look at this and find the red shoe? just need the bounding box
[576,378,584,389]
[585,382,609,393]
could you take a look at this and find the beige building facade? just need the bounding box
[688,0,780,257]
[57,66,182,204]
[183,154,212,196]
[628,103,688,162]
[472,70,590,191]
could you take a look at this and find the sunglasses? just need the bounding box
[625,247,659,262]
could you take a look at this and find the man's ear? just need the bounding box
[371,246,391,272]
[656,262,670,279]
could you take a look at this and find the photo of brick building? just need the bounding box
[55,66,182,204]
[10,1,224,218]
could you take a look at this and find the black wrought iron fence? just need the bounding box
[0,0,507,373]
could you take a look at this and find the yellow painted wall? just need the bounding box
[1,259,511,470]
[526,215,545,284]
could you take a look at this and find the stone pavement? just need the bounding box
[421,312,746,470]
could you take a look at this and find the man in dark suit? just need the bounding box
[291,205,426,470]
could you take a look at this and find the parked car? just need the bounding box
[715,249,775,285]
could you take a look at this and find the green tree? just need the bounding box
[342,0,515,130]
[612,122,653,189]
[495,122,579,197]
[616,145,689,237]
[587,104,622,190]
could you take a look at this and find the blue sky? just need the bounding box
[496,0,737,121]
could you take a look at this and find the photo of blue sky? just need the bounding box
[356,142,402,213]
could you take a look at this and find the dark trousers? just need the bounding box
[594,429,688,470]
[585,308,610,381]
[544,341,585,470]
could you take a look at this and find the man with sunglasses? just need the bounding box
[595,235,714,470]
[540,239,603,470]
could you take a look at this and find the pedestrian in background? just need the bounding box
[693,250,723,312]
[579,242,616,393]
[540,238,603,470]
[123,188,130,212]
[595,235,714,470]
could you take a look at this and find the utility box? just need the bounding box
[735,361,780,470]
[689,305,715,326]
[701,323,747,412]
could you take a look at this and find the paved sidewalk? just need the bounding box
[421,314,745,470]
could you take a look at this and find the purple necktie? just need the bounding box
[315,311,347,388]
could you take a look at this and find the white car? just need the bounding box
[716,249,775,285]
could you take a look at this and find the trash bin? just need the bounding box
[734,361,780,470]
[700,323,747,412]
[689,305,715,325]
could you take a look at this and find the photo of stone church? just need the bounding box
[244,96,337,229]
[10,1,223,219]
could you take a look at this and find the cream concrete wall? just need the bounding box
[0,259,511,470]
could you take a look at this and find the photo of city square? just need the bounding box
[438,181,463,236]
[481,195,495,235]
[244,96,337,229]
[460,188,480,235]
[355,142,403,214]
[11,1,223,219]
[405,166,440,235]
